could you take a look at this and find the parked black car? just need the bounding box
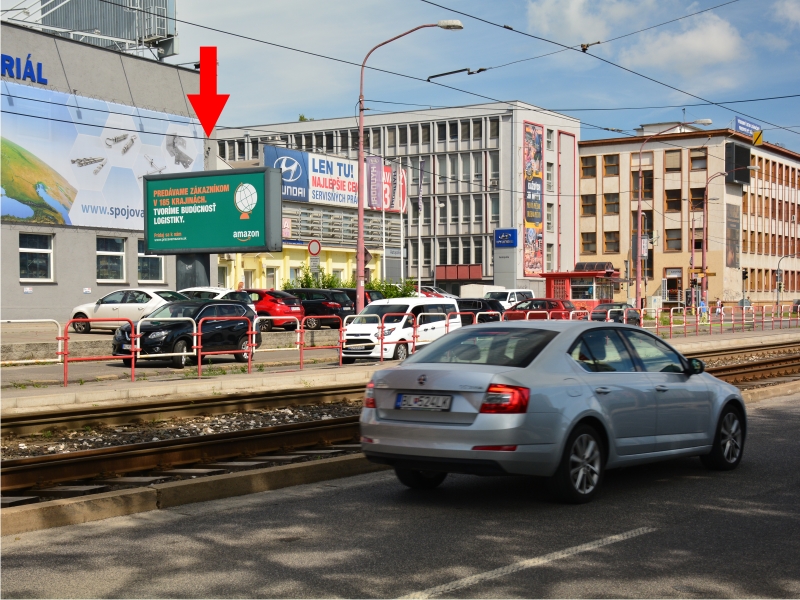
[792,299,800,314]
[111,300,262,369]
[339,288,386,306]
[455,298,505,325]
[284,288,355,329]
[590,302,641,325]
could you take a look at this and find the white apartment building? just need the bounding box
[216,101,581,295]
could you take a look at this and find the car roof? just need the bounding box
[368,297,457,306]
[178,287,233,293]
[467,320,641,334]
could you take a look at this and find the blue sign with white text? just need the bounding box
[734,116,761,137]
[261,146,309,202]
[494,229,518,248]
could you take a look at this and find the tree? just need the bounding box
[298,114,314,122]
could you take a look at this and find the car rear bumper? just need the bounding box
[364,451,508,475]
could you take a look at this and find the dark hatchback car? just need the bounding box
[285,288,355,329]
[455,298,505,325]
[507,298,578,320]
[339,288,386,306]
[591,302,641,325]
[111,300,262,368]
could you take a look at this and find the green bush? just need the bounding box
[281,265,417,299]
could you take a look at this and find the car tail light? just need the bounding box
[322,301,341,309]
[480,384,530,414]
[472,445,517,451]
[360,436,375,443]
[363,381,376,408]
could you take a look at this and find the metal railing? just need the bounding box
[1,319,63,365]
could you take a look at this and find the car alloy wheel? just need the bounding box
[570,433,602,495]
[234,337,250,363]
[259,318,273,332]
[306,318,320,330]
[701,405,745,471]
[393,343,408,361]
[720,412,743,463]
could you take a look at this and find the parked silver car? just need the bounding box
[361,321,746,503]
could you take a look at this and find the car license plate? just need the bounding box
[349,345,366,350]
[290,306,300,311]
[343,307,352,311]
[396,394,452,411]
[122,344,131,350]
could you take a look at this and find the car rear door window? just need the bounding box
[218,304,244,317]
[126,291,151,303]
[572,330,636,372]
[101,291,126,304]
[622,330,685,373]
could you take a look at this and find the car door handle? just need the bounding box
[655,385,669,392]
[215,325,223,329]
[595,387,611,395]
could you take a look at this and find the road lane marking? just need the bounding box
[399,526,657,599]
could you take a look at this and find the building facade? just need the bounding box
[577,124,800,306]
[1,22,204,320]
[216,101,581,295]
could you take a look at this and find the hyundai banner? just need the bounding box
[522,121,544,276]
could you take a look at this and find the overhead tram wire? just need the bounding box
[483,0,743,71]
[419,0,800,138]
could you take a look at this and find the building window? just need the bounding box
[461,120,470,141]
[490,194,499,223]
[473,153,483,181]
[632,170,654,199]
[690,188,705,211]
[423,198,431,225]
[665,149,681,172]
[580,194,597,216]
[410,125,419,144]
[449,121,458,141]
[437,122,446,142]
[546,129,554,150]
[665,189,682,212]
[350,130,359,150]
[665,229,682,252]
[461,154,470,181]
[363,130,370,150]
[411,157,420,184]
[410,241,419,267]
[97,237,125,282]
[603,154,619,176]
[448,155,457,184]
[461,196,471,223]
[217,141,226,158]
[19,233,53,280]
[581,232,597,254]
[474,196,483,223]
[450,196,459,223]
[339,131,348,151]
[411,200,420,226]
[437,155,448,183]
[423,240,431,266]
[398,126,408,146]
[326,132,335,152]
[372,129,381,149]
[422,157,431,185]
[489,118,499,139]
[473,120,482,141]
[438,197,448,224]
[546,244,554,271]
[218,266,228,287]
[137,240,163,283]
[450,238,459,265]
[439,239,447,265]
[604,231,620,253]
[418,123,429,144]
[489,151,499,181]
[474,237,483,264]
[690,148,707,170]
[603,193,619,214]
[265,267,276,289]
[546,162,554,192]
[314,133,323,152]
[387,127,396,147]
[581,156,596,178]
[546,203,555,232]
[237,140,245,160]
[462,237,471,263]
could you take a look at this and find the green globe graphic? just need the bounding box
[234,183,258,219]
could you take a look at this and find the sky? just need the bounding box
[7,0,800,150]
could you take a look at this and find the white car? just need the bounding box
[484,289,535,310]
[342,297,460,363]
[70,288,188,333]
[178,287,257,313]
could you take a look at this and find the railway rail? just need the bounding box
[3,341,800,495]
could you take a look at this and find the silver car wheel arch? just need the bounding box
[569,433,601,494]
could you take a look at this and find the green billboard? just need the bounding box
[143,167,282,254]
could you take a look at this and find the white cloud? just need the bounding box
[526,0,657,44]
[618,14,745,77]
[773,0,800,29]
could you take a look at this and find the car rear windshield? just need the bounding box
[155,291,188,302]
[222,291,252,303]
[351,304,410,324]
[147,303,201,319]
[562,301,576,310]
[485,300,505,312]
[485,292,509,300]
[331,291,351,305]
[368,290,385,300]
[184,290,218,300]
[404,327,558,367]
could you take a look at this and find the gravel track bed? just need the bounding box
[1,400,362,460]
[702,350,800,369]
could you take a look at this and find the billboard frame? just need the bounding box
[143,167,282,255]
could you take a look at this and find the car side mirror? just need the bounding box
[96,299,102,305]
[688,358,705,376]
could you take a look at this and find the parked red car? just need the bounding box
[504,298,579,320]
[245,289,305,331]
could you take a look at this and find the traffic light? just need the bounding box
[742,269,748,281]
[779,282,784,292]
[691,277,698,286]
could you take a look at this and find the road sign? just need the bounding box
[364,248,373,265]
[308,239,321,256]
[309,256,320,273]
[753,130,763,146]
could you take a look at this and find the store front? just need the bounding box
[540,262,619,312]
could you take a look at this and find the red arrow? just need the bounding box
[187,46,229,137]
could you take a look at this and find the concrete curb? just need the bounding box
[1,454,388,536]
[742,379,800,403]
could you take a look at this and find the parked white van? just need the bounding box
[483,289,535,310]
[342,297,460,363]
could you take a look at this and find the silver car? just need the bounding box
[360,321,746,503]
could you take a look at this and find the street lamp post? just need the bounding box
[635,120,711,310]
[701,165,759,304]
[776,254,798,307]
[356,20,463,313]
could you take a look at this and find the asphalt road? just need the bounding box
[2,395,799,599]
